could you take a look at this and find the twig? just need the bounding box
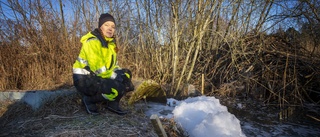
[44,115,79,119]
[306,114,320,122]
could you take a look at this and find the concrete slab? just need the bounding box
[0,88,77,110]
[0,79,143,110]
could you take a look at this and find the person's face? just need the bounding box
[100,21,115,38]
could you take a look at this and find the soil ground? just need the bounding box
[0,92,183,137]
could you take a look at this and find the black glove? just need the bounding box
[112,69,125,82]
[121,69,135,92]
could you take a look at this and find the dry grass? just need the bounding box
[0,93,185,137]
[1,33,319,110]
[0,41,77,91]
[203,34,320,107]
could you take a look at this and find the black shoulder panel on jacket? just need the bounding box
[91,28,108,48]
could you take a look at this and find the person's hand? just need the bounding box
[101,88,118,101]
[118,69,134,92]
[111,69,130,83]
[111,69,125,82]
[111,69,134,92]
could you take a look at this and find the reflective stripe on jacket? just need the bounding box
[72,31,120,78]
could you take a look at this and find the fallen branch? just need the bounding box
[150,114,168,137]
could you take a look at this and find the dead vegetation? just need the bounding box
[208,34,320,105]
[0,0,320,133]
[0,0,319,106]
[0,92,185,137]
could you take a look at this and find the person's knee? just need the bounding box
[73,74,99,96]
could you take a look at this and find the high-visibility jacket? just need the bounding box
[73,31,120,79]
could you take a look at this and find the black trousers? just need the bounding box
[73,74,125,103]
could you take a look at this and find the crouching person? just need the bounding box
[72,13,134,115]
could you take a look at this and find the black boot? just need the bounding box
[82,95,99,115]
[106,101,128,115]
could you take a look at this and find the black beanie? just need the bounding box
[98,13,115,28]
